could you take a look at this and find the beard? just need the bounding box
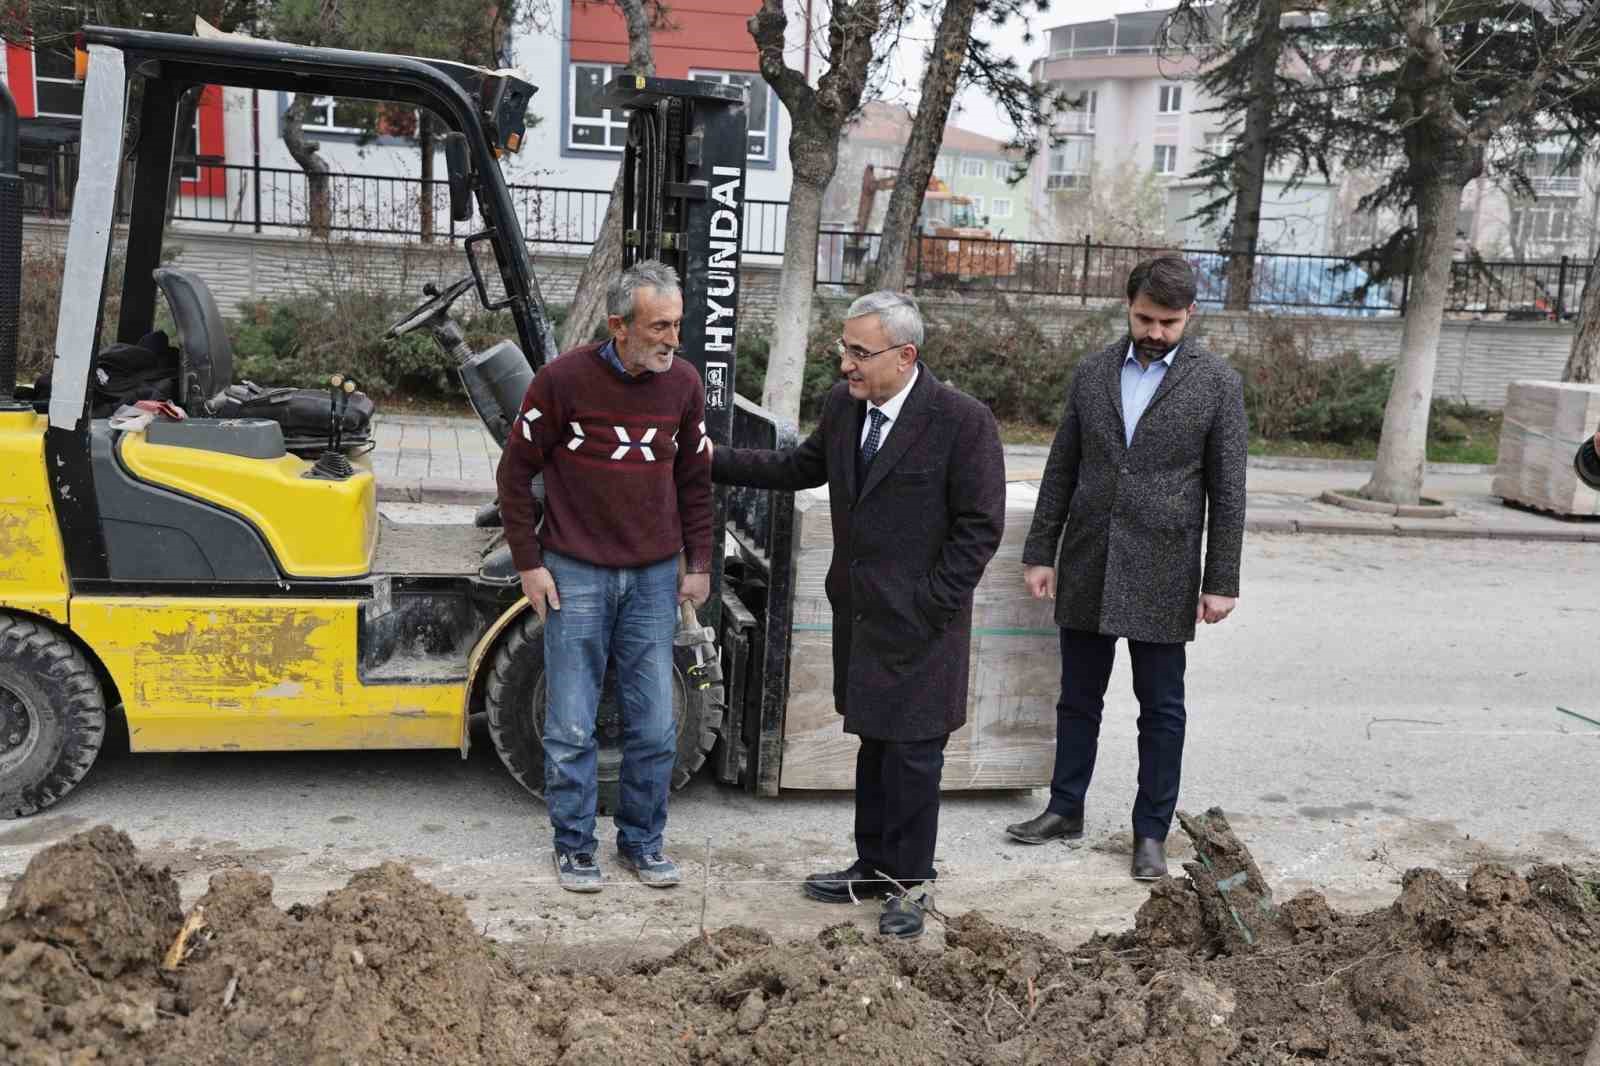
[1135,338,1172,358]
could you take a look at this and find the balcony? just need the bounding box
[1530,175,1582,196]
[1055,112,1097,135]
[1046,173,1090,191]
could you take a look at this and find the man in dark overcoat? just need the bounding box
[1006,254,1248,881]
[711,290,1006,939]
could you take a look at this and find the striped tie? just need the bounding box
[861,408,887,465]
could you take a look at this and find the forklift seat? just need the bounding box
[153,267,234,414]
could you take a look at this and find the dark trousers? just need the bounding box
[853,733,949,885]
[1048,628,1187,841]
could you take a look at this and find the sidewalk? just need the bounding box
[371,414,1600,543]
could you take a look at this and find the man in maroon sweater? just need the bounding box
[496,259,713,893]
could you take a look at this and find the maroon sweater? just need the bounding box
[496,341,713,574]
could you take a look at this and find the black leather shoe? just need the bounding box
[1131,836,1167,881]
[879,889,929,940]
[1005,810,1085,845]
[802,862,894,904]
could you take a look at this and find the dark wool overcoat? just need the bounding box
[1022,336,1248,644]
[712,366,1006,741]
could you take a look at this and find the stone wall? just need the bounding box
[25,219,1574,409]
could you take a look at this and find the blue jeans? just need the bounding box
[541,549,679,858]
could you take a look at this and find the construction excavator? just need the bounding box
[841,163,1016,284]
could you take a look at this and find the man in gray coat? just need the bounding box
[712,291,1006,939]
[1006,254,1248,880]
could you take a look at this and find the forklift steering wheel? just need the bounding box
[385,275,477,339]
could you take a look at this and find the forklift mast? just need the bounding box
[600,75,748,628]
[599,77,799,794]
[0,79,21,412]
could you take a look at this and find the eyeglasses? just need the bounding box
[833,338,904,362]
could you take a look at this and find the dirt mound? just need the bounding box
[3,820,1598,1066]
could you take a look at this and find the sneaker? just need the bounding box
[554,849,602,893]
[617,849,681,888]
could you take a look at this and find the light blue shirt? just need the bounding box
[1120,343,1176,447]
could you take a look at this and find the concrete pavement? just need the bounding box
[370,413,1600,543]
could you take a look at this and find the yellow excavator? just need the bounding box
[842,163,1016,283]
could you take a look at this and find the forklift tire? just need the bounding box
[0,615,108,819]
[483,613,721,815]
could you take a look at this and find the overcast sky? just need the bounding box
[876,0,1170,142]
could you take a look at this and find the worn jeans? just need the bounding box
[541,549,679,859]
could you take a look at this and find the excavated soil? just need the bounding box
[4,818,1599,1066]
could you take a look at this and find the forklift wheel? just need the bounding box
[483,612,722,815]
[0,615,107,819]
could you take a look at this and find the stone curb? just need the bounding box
[374,481,1599,544]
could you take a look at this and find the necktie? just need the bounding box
[861,408,887,465]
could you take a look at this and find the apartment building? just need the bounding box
[1028,7,1333,254]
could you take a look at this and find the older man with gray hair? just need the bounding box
[497,258,713,893]
[711,290,1007,940]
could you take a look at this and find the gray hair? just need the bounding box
[845,290,924,348]
[607,259,682,322]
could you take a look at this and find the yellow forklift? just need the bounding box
[0,26,784,816]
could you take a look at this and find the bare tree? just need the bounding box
[1564,239,1600,382]
[868,0,978,292]
[870,0,1069,292]
[558,0,659,351]
[751,0,887,423]
[1258,0,1600,504]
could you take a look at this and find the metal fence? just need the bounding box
[817,230,1596,319]
[17,141,1593,318]
[19,145,790,257]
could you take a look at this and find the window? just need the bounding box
[961,158,986,178]
[992,197,1013,219]
[968,194,984,215]
[1158,85,1182,114]
[1511,202,1575,245]
[570,63,629,151]
[993,160,1010,182]
[1203,132,1233,157]
[1047,141,1092,189]
[33,45,83,117]
[690,70,773,161]
[303,96,374,135]
[934,156,953,179]
[1153,144,1178,175]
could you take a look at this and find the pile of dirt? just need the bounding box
[3,818,1598,1066]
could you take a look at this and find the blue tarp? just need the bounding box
[1188,252,1399,317]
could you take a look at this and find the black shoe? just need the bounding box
[802,861,894,904]
[1005,810,1084,845]
[879,887,930,940]
[1132,836,1167,881]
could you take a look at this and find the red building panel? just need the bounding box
[569,0,761,77]
[6,44,37,117]
[182,85,227,197]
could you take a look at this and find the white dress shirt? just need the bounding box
[859,364,920,450]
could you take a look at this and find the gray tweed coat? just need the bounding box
[1022,335,1248,644]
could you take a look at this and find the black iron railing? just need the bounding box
[17,141,1592,318]
[19,145,790,257]
[816,229,1593,318]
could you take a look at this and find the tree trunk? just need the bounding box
[1562,239,1600,383]
[1361,175,1462,504]
[559,0,656,351]
[871,0,978,293]
[419,113,436,244]
[282,93,332,239]
[762,177,826,420]
[1224,0,1282,311]
[560,170,628,351]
